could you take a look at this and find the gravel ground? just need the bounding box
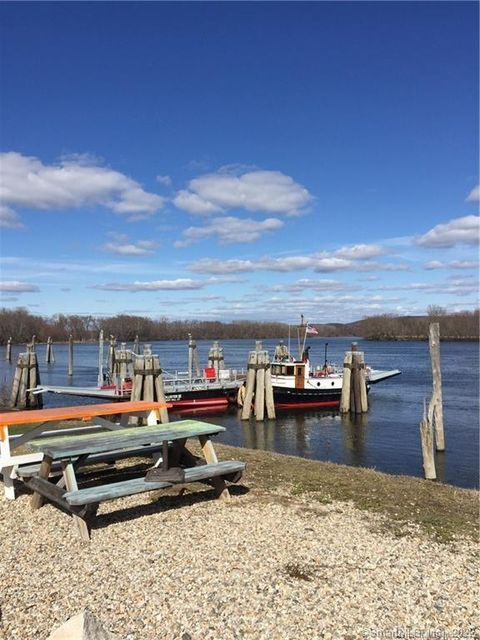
[0,481,478,640]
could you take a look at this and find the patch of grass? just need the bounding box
[212,443,479,544]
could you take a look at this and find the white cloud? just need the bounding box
[156,175,172,186]
[0,280,39,292]
[175,216,283,247]
[101,234,158,256]
[466,185,480,202]
[270,279,351,292]
[335,244,386,260]
[92,279,208,292]
[415,215,480,248]
[173,169,312,216]
[188,246,408,275]
[424,260,479,270]
[0,204,24,229]
[0,151,165,224]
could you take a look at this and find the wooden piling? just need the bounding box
[97,330,104,387]
[241,348,275,421]
[5,337,12,362]
[113,343,133,385]
[208,340,224,375]
[429,322,445,451]
[130,345,169,424]
[254,351,266,421]
[108,335,116,378]
[133,334,140,355]
[45,336,55,364]
[264,352,276,419]
[241,351,257,420]
[340,351,352,414]
[10,350,43,409]
[340,343,368,414]
[67,335,74,376]
[188,334,201,381]
[420,400,436,480]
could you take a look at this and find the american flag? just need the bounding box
[306,324,319,335]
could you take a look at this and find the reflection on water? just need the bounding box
[1,337,478,488]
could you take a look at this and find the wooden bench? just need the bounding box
[0,400,169,499]
[26,419,245,540]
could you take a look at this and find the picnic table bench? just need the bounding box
[0,400,169,500]
[24,420,245,540]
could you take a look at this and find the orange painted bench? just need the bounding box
[0,400,170,500]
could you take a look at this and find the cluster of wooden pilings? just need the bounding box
[207,340,225,375]
[339,342,368,414]
[130,345,169,424]
[240,342,275,421]
[10,346,43,409]
[420,322,445,480]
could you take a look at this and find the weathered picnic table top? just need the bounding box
[29,420,226,460]
[0,400,169,430]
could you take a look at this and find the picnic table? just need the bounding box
[24,420,245,540]
[0,401,169,500]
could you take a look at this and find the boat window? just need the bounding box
[286,366,294,376]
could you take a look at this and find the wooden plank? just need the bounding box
[198,435,230,502]
[0,400,171,430]
[62,461,90,541]
[30,421,225,459]
[30,455,52,510]
[64,461,246,505]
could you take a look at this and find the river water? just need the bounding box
[1,337,478,489]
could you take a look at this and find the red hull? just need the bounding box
[275,399,340,409]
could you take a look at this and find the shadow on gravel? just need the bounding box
[93,483,250,531]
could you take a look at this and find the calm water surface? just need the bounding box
[1,337,478,489]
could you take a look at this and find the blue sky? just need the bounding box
[0,1,478,324]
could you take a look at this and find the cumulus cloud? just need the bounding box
[187,243,407,275]
[0,280,39,292]
[334,244,386,260]
[101,234,158,256]
[415,215,480,248]
[173,168,312,216]
[0,151,165,224]
[175,216,283,247]
[466,185,480,202]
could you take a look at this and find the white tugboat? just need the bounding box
[270,319,401,409]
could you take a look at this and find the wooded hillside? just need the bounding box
[0,307,477,344]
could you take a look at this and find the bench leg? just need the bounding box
[62,462,91,541]
[31,456,53,510]
[2,466,15,500]
[198,436,231,502]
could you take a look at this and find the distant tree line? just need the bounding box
[0,308,290,344]
[353,307,479,341]
[0,307,477,345]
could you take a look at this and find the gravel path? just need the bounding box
[0,483,478,640]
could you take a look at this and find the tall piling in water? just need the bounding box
[241,344,275,421]
[188,334,201,381]
[45,337,55,364]
[429,322,445,451]
[340,342,368,414]
[10,347,43,409]
[67,335,74,376]
[5,337,12,363]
